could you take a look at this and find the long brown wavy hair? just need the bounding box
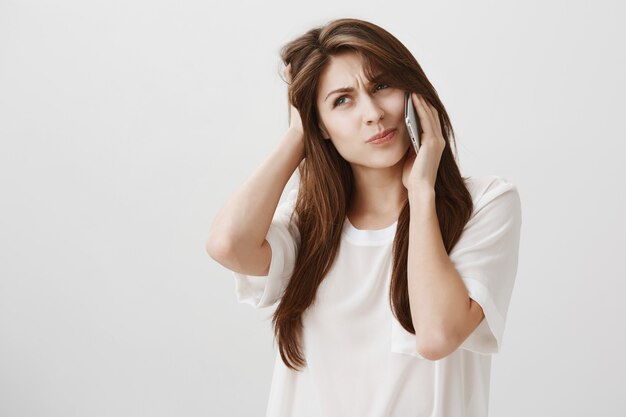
[272,18,473,371]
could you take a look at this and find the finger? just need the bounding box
[422,97,443,134]
[412,93,434,136]
[283,64,293,83]
[422,95,436,115]
[415,94,429,112]
[425,105,445,146]
[424,99,441,130]
[418,95,441,138]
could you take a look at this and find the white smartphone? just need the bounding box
[404,91,421,154]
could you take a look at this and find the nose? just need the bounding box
[362,95,385,125]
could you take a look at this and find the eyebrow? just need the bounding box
[324,73,385,102]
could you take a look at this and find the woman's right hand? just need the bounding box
[283,64,304,135]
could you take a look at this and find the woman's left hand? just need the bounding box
[401,93,446,193]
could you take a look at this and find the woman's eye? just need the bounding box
[333,96,347,107]
[332,84,389,108]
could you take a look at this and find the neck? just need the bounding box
[348,162,407,221]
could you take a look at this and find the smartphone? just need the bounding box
[404,91,421,154]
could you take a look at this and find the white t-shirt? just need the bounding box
[232,175,522,417]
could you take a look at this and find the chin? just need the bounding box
[354,147,409,169]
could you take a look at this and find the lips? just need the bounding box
[367,128,396,143]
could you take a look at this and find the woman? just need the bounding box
[207,17,522,417]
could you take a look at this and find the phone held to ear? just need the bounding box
[404,91,421,154]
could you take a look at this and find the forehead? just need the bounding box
[322,51,366,79]
[317,52,371,96]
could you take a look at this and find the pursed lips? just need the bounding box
[366,128,396,143]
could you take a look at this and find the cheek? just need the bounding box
[324,115,358,141]
[388,94,405,116]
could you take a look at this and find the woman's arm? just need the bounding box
[407,189,483,360]
[206,127,303,276]
[402,93,479,360]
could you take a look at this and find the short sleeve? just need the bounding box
[390,315,427,359]
[232,188,300,309]
[450,176,522,355]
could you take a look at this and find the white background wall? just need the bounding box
[1,0,625,416]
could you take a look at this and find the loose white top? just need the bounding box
[232,175,522,417]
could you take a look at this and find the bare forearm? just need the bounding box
[407,188,471,353]
[207,128,304,253]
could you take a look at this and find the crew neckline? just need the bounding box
[342,217,398,244]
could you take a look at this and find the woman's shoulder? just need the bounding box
[462,175,520,210]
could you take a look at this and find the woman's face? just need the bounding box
[315,51,411,168]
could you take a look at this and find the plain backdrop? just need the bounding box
[1,0,625,416]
